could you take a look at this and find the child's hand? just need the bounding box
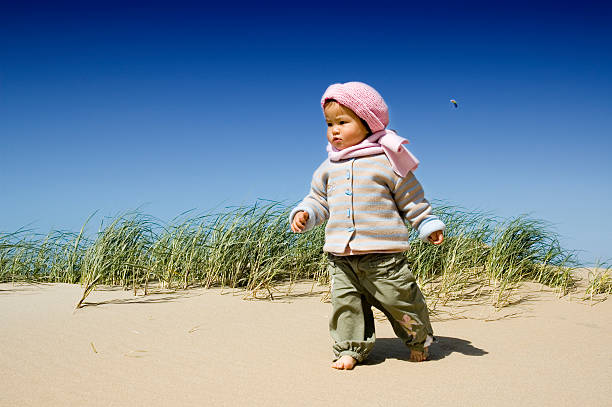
[291,211,309,233]
[428,230,444,245]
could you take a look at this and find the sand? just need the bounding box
[1,279,610,407]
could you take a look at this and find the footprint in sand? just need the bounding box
[124,350,148,358]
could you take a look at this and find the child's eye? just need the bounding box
[339,121,346,124]
[327,123,332,127]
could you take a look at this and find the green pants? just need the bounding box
[327,252,433,362]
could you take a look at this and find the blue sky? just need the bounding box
[1,1,611,264]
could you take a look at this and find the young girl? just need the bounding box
[290,82,444,370]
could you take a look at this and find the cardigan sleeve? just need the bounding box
[393,171,445,242]
[289,161,330,232]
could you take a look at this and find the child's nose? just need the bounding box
[332,125,340,134]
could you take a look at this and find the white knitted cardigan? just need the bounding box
[290,153,445,255]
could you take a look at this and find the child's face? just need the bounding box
[324,103,369,150]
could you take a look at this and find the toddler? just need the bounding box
[290,82,444,370]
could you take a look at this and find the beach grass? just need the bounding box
[406,205,577,308]
[584,261,612,302]
[0,200,596,309]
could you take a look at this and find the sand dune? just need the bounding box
[1,280,610,406]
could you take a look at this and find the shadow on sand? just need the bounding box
[365,336,487,365]
[77,291,203,308]
[0,282,57,294]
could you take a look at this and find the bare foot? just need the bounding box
[409,348,428,362]
[332,355,357,370]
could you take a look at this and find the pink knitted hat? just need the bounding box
[321,81,389,133]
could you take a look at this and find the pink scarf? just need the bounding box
[326,130,419,177]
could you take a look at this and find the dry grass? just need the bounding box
[0,200,597,310]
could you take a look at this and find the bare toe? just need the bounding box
[409,348,428,362]
[332,355,357,370]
